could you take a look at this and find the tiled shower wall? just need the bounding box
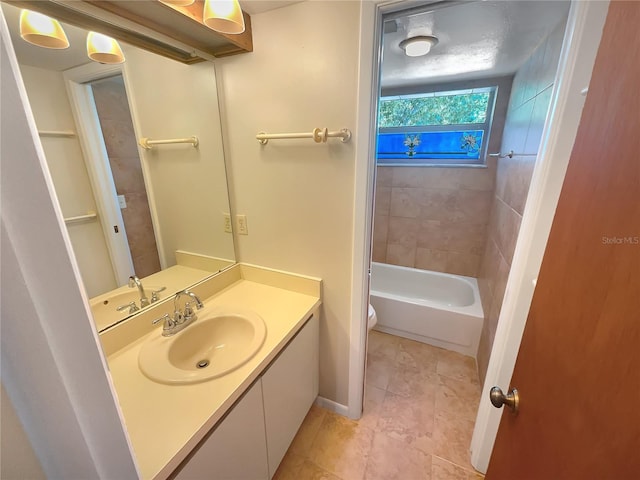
[91,76,162,278]
[476,18,567,385]
[372,77,513,278]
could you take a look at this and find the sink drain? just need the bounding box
[196,359,210,369]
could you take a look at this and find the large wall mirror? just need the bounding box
[2,3,236,331]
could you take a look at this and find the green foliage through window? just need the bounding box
[378,92,491,127]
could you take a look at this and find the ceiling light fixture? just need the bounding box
[87,32,126,64]
[399,35,439,57]
[19,9,69,49]
[203,0,245,35]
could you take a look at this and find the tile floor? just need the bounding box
[274,331,484,480]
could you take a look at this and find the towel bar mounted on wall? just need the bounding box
[64,211,98,225]
[488,150,538,159]
[256,127,352,145]
[139,136,199,150]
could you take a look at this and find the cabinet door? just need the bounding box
[174,380,269,480]
[262,315,319,478]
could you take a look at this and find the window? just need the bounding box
[376,87,497,166]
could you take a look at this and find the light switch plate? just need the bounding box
[118,195,127,209]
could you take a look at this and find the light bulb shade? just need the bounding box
[19,10,69,49]
[399,35,439,57]
[87,32,125,64]
[158,0,195,6]
[203,0,245,35]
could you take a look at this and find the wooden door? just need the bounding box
[487,2,640,478]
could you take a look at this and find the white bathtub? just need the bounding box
[370,262,484,357]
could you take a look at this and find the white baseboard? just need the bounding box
[314,396,349,417]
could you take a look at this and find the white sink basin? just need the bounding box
[138,308,267,385]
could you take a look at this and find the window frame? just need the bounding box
[376,86,497,167]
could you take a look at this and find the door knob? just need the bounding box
[490,386,519,414]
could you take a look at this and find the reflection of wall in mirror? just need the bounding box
[123,46,235,269]
[19,64,118,297]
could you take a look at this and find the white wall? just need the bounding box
[216,1,362,406]
[1,16,138,478]
[19,65,118,297]
[123,46,235,267]
[0,384,45,480]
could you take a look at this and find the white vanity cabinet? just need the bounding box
[172,380,269,480]
[262,313,319,478]
[173,314,319,480]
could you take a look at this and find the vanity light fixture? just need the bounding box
[87,32,126,64]
[203,0,245,35]
[19,9,69,49]
[399,35,439,57]
[158,0,195,6]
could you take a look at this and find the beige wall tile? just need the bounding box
[374,186,391,216]
[524,87,553,155]
[445,252,481,278]
[390,188,422,218]
[391,167,426,188]
[376,166,393,187]
[132,251,162,278]
[415,248,447,272]
[372,242,386,263]
[386,244,416,268]
[491,198,522,265]
[387,217,419,247]
[373,215,389,246]
[108,156,145,196]
[417,220,448,250]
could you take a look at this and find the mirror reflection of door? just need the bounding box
[89,75,161,282]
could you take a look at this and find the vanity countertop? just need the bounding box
[102,269,321,479]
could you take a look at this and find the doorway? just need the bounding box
[352,2,598,470]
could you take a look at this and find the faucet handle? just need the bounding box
[152,313,175,332]
[150,287,166,303]
[116,301,139,314]
[183,302,195,320]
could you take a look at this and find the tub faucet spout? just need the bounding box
[129,275,150,308]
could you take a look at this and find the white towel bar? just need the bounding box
[256,127,351,145]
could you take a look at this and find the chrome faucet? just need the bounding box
[152,290,204,337]
[129,275,150,308]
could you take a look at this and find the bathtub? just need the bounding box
[370,262,484,357]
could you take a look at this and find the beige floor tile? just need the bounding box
[272,451,306,480]
[376,390,436,454]
[309,412,375,480]
[396,338,441,372]
[366,353,396,390]
[288,404,327,457]
[364,431,432,480]
[297,459,344,480]
[388,363,439,398]
[432,413,475,471]
[435,375,481,423]
[359,385,386,431]
[436,349,479,385]
[431,456,484,479]
[368,330,401,358]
